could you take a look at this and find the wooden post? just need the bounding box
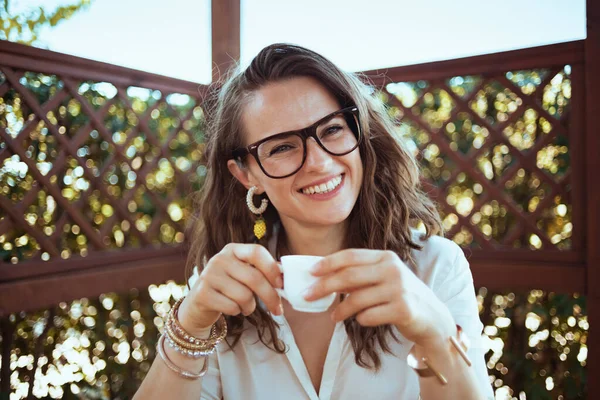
[211,0,240,82]
[585,0,600,390]
[0,317,14,400]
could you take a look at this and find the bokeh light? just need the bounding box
[0,58,583,399]
[385,67,572,250]
[1,72,206,264]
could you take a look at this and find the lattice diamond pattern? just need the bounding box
[0,64,575,261]
[0,67,205,263]
[383,67,573,250]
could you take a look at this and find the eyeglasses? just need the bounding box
[231,107,362,179]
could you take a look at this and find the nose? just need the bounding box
[303,137,333,172]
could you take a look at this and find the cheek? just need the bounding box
[351,154,364,186]
[262,179,295,208]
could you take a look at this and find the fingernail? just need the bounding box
[310,262,321,274]
[303,287,314,299]
[275,276,283,288]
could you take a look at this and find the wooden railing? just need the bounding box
[0,40,207,314]
[361,40,587,293]
[0,39,591,316]
[0,28,598,399]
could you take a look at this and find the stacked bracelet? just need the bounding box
[407,325,472,385]
[164,297,228,358]
[156,296,228,380]
[157,334,209,379]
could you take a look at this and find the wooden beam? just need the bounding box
[569,64,587,253]
[0,245,583,285]
[585,0,600,391]
[0,252,584,315]
[0,246,186,283]
[360,40,584,86]
[0,254,186,316]
[0,40,208,97]
[467,248,583,264]
[211,0,240,82]
[469,261,586,293]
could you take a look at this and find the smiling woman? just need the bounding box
[133,43,494,400]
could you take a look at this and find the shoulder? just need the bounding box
[409,228,463,269]
[408,229,466,288]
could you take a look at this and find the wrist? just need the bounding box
[177,299,217,338]
[414,310,456,351]
[413,331,453,361]
[177,316,213,339]
[407,324,472,386]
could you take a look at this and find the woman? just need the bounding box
[134,44,494,400]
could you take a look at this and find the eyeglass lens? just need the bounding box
[256,111,360,178]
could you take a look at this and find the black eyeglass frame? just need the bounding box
[231,106,362,179]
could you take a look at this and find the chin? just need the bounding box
[308,207,354,227]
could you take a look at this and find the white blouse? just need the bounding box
[195,231,494,400]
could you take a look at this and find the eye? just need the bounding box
[269,144,296,155]
[323,125,343,136]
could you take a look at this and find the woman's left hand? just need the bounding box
[303,249,456,347]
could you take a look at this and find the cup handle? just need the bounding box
[275,262,286,299]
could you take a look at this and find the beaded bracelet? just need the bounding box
[164,297,228,358]
[168,298,227,345]
[164,321,213,352]
[165,336,215,358]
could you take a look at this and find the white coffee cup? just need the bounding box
[276,255,336,313]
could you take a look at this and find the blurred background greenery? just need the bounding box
[0,1,587,399]
[0,0,91,46]
[2,285,587,400]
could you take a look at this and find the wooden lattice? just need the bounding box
[0,59,581,260]
[0,41,588,314]
[1,19,597,398]
[0,67,206,264]
[379,67,574,251]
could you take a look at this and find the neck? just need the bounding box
[278,217,348,257]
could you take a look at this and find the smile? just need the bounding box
[300,175,343,195]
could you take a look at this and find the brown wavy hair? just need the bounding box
[186,43,442,370]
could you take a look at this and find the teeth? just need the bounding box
[302,175,342,195]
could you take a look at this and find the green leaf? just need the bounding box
[37,8,46,24]
[2,0,93,45]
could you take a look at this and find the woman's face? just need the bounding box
[231,76,363,229]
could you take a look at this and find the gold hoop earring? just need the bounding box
[246,186,268,240]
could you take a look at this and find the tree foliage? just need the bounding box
[0,0,93,46]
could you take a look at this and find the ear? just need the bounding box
[227,159,260,191]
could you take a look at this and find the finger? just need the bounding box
[304,264,382,301]
[311,249,385,276]
[331,285,390,322]
[355,303,397,327]
[211,273,257,316]
[226,262,282,315]
[204,288,243,316]
[225,243,282,289]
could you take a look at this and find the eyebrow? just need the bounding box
[259,109,342,140]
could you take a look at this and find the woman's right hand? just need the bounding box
[177,243,283,336]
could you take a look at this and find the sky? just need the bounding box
[20,0,587,84]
